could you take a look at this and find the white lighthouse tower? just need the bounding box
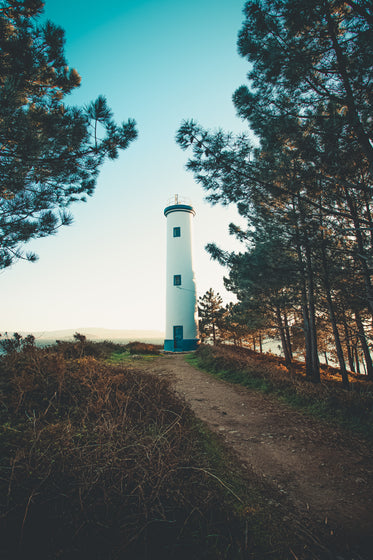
[164,195,199,352]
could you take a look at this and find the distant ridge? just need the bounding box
[1,328,164,341]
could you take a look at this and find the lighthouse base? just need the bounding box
[164,338,200,352]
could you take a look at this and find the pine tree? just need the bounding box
[198,288,224,344]
[208,222,299,369]
[221,302,268,351]
[235,0,373,173]
[0,0,138,267]
[176,0,373,383]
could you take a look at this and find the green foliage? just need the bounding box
[0,0,137,268]
[0,332,127,360]
[236,0,373,169]
[198,288,224,344]
[218,302,260,347]
[176,0,373,385]
[0,331,35,353]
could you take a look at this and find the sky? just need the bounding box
[1,0,253,334]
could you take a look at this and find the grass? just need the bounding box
[4,337,363,558]
[190,421,297,558]
[186,345,373,441]
[106,341,163,365]
[0,337,304,559]
[106,350,161,365]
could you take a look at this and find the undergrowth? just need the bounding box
[105,342,163,367]
[187,345,373,441]
[126,341,162,355]
[0,338,295,560]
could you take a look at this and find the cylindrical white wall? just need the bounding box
[164,201,199,351]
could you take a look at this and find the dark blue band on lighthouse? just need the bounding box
[164,204,195,217]
[164,338,200,352]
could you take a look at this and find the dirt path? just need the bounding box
[142,354,373,556]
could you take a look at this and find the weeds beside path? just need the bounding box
[0,342,257,559]
[142,353,373,559]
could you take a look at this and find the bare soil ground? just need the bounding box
[141,353,373,559]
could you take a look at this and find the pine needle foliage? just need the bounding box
[176,0,373,386]
[0,0,138,268]
[198,288,225,344]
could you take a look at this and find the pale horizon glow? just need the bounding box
[1,0,251,333]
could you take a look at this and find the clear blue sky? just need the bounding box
[1,0,252,333]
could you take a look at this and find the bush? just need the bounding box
[126,341,161,355]
[55,335,128,360]
[193,344,373,440]
[0,343,247,559]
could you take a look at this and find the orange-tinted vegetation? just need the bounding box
[0,339,249,559]
[192,345,373,439]
[126,341,162,355]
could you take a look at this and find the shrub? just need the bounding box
[0,344,247,559]
[193,344,373,440]
[126,341,161,355]
[54,337,127,360]
[0,332,35,354]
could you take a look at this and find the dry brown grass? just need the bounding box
[0,344,248,559]
[192,344,373,439]
[126,341,162,355]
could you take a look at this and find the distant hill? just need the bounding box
[1,328,164,342]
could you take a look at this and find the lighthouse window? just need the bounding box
[173,275,181,286]
[173,227,181,237]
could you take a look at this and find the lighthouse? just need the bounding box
[164,195,199,352]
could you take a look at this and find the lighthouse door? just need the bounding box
[173,325,183,350]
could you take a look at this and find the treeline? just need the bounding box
[0,332,162,357]
[178,0,373,387]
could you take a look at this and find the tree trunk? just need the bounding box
[342,310,355,372]
[362,355,367,375]
[284,311,293,360]
[363,184,373,250]
[355,311,373,379]
[354,344,361,374]
[325,293,349,387]
[345,192,373,315]
[293,209,315,380]
[296,196,320,382]
[212,322,216,345]
[304,238,320,383]
[319,222,349,387]
[275,306,292,368]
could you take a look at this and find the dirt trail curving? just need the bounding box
[142,353,373,557]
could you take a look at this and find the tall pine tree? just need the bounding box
[198,288,224,344]
[0,0,138,267]
[176,0,373,383]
